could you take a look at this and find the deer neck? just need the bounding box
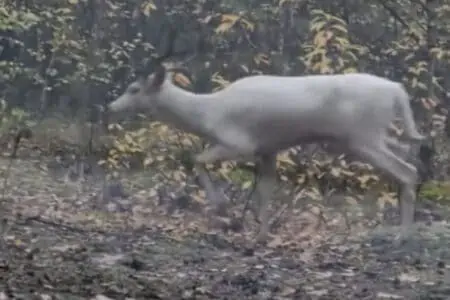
[155,81,213,137]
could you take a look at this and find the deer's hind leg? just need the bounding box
[385,135,411,159]
[349,135,418,226]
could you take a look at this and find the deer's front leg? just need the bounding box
[349,136,418,227]
[254,154,277,243]
[195,144,248,214]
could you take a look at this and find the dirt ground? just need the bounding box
[0,155,449,300]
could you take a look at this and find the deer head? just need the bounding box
[108,22,186,115]
[108,65,168,113]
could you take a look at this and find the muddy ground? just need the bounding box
[0,155,449,300]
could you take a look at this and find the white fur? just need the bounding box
[109,69,424,242]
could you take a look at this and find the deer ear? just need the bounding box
[150,65,166,88]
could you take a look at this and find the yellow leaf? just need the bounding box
[417,82,427,90]
[215,14,240,34]
[136,128,148,136]
[330,167,341,177]
[124,134,134,144]
[277,152,296,167]
[333,57,343,68]
[221,14,240,23]
[310,20,327,33]
[242,180,253,189]
[107,158,118,165]
[417,61,427,67]
[311,9,326,17]
[192,192,206,204]
[254,53,270,65]
[304,48,326,60]
[404,53,415,61]
[377,192,397,210]
[173,170,185,181]
[305,188,322,201]
[142,1,157,16]
[346,52,358,62]
[358,174,379,185]
[211,74,231,88]
[267,235,283,248]
[433,77,445,92]
[313,31,328,47]
[345,196,358,205]
[297,174,306,184]
[218,168,231,181]
[340,169,355,176]
[280,286,296,297]
[342,67,357,74]
[318,63,333,74]
[241,18,255,31]
[108,123,123,131]
[330,15,347,25]
[215,22,235,34]
[279,0,292,5]
[115,143,126,152]
[331,23,348,33]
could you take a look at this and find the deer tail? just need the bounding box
[396,84,425,142]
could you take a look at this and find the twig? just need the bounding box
[21,214,108,235]
[375,0,426,32]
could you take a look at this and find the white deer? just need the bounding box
[108,63,424,242]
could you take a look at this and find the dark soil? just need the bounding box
[0,156,449,300]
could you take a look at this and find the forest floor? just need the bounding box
[0,154,449,300]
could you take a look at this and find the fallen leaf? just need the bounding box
[314,271,333,279]
[307,289,328,296]
[280,286,296,296]
[398,272,419,283]
[376,292,403,299]
[93,295,114,300]
[267,235,283,248]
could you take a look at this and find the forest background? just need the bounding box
[2,0,450,223]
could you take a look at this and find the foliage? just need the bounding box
[419,181,450,201]
[302,9,367,74]
[2,0,450,216]
[0,99,31,138]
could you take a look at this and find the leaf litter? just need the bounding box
[0,157,449,299]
